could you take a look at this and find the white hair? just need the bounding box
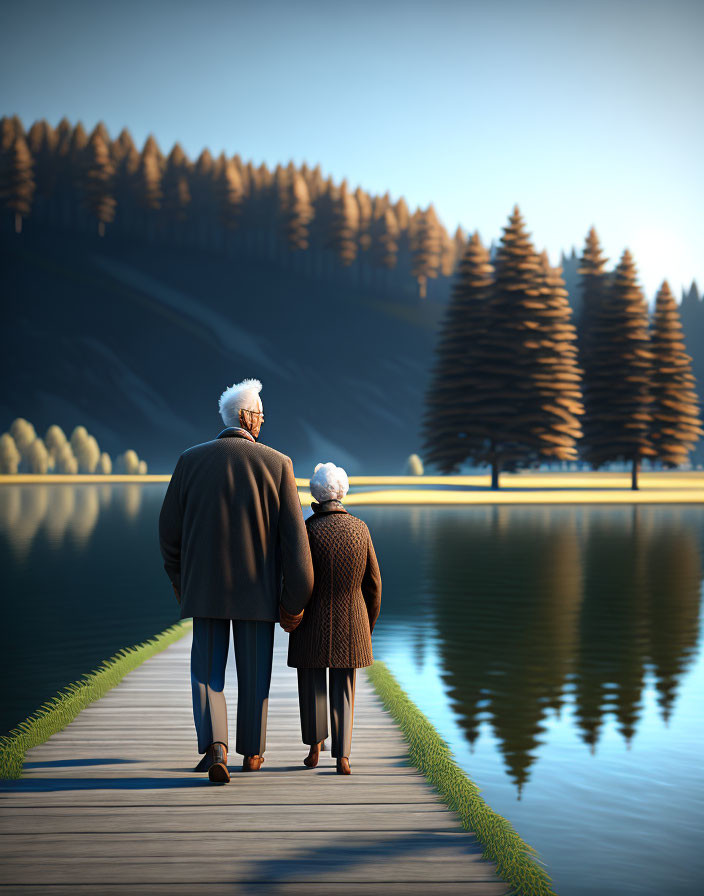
[310,462,349,503]
[218,378,263,427]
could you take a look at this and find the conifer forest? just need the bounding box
[1,114,702,478]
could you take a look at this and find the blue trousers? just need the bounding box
[190,617,275,756]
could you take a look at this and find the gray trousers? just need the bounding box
[191,617,274,756]
[297,667,356,759]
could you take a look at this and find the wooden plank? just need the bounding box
[0,806,461,835]
[0,856,503,886]
[0,787,444,807]
[0,629,509,894]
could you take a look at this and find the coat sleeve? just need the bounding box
[278,457,314,616]
[361,530,382,633]
[158,455,184,599]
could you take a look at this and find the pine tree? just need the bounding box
[453,225,467,264]
[250,161,273,256]
[329,182,359,266]
[580,249,654,488]
[111,128,140,230]
[371,192,390,221]
[282,171,313,250]
[82,131,116,235]
[410,204,442,298]
[422,228,583,479]
[680,280,701,311]
[679,280,703,469]
[68,122,88,180]
[355,186,372,252]
[303,176,333,274]
[142,134,165,171]
[88,121,111,147]
[305,164,324,203]
[420,231,495,472]
[479,206,548,486]
[393,197,410,231]
[576,227,609,368]
[0,116,21,155]
[272,163,290,215]
[112,128,139,170]
[52,117,75,226]
[135,135,163,215]
[216,157,244,231]
[560,246,581,317]
[524,251,584,463]
[370,206,399,270]
[439,225,455,276]
[0,132,35,232]
[161,143,191,222]
[648,280,703,466]
[188,149,218,245]
[231,155,249,198]
[256,161,273,191]
[26,119,57,205]
[54,117,72,155]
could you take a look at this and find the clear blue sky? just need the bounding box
[2,0,702,300]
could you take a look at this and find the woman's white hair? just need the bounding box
[218,378,263,427]
[310,462,349,503]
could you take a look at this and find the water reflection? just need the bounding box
[426,506,582,795]
[0,484,144,559]
[574,509,701,752]
[414,505,702,795]
[647,526,701,722]
[2,491,701,802]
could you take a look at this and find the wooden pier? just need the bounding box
[0,628,509,895]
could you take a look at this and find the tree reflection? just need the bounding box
[574,507,650,749]
[646,514,700,724]
[428,506,582,796]
[0,484,144,558]
[425,505,702,795]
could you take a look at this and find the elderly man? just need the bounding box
[159,378,313,783]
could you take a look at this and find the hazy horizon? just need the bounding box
[2,0,702,300]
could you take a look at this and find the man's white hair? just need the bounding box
[310,462,349,503]
[218,378,263,427]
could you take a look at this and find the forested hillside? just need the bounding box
[2,225,450,473]
[1,115,702,471]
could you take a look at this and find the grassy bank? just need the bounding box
[327,487,704,505]
[0,620,191,779]
[366,661,556,896]
[2,472,702,507]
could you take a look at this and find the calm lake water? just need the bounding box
[1,484,703,896]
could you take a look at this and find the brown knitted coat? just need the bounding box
[287,503,382,669]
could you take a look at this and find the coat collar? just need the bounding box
[217,426,256,443]
[311,500,348,515]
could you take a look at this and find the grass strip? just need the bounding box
[366,661,556,896]
[0,620,192,779]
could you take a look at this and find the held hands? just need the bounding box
[279,604,304,633]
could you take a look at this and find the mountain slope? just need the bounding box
[2,227,445,473]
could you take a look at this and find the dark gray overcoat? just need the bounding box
[287,502,382,669]
[158,428,313,621]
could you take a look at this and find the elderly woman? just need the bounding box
[283,462,381,775]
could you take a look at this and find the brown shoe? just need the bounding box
[207,743,230,784]
[336,757,351,775]
[242,754,265,771]
[303,741,324,768]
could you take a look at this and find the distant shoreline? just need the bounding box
[1,472,702,504]
[0,474,170,484]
